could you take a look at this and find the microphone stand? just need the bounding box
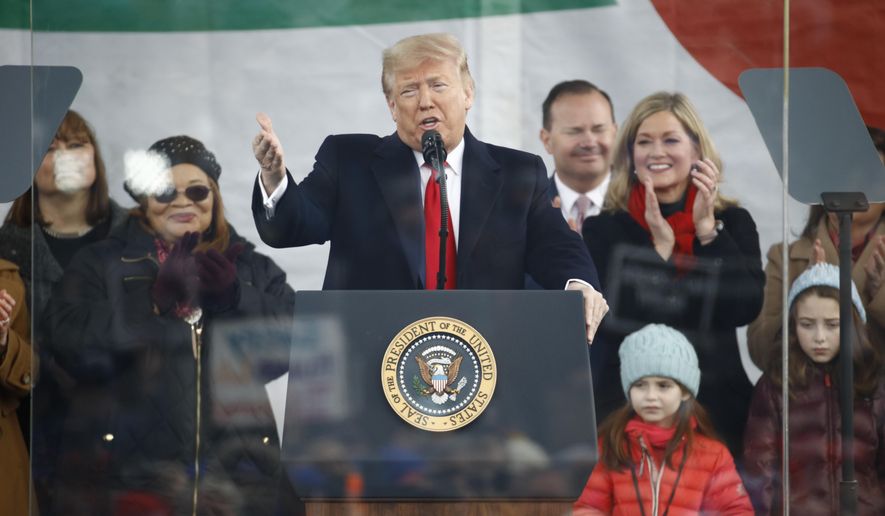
[427,139,449,290]
[821,191,868,516]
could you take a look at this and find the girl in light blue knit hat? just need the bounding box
[574,323,752,514]
[742,263,885,514]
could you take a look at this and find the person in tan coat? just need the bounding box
[747,126,885,371]
[0,258,34,516]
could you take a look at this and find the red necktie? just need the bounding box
[424,165,457,289]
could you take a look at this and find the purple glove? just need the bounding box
[195,243,245,311]
[151,232,199,315]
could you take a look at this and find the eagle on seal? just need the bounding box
[416,355,463,396]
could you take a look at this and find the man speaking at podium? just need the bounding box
[251,33,608,342]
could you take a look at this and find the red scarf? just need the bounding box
[628,182,699,267]
[625,414,698,466]
[625,416,680,450]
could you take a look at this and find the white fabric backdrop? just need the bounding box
[2,1,814,381]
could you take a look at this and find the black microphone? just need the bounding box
[421,130,447,169]
[420,130,450,289]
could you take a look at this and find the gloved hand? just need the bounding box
[151,232,199,315]
[195,243,246,312]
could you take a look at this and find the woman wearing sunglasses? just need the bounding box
[43,136,300,515]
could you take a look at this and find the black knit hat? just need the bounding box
[124,135,221,202]
[149,135,221,183]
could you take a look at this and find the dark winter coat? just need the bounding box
[43,216,298,515]
[582,206,765,458]
[0,199,129,318]
[743,367,885,515]
[0,200,129,511]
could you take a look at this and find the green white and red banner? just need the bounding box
[1,0,881,311]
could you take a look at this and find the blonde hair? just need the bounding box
[381,33,475,100]
[604,91,736,212]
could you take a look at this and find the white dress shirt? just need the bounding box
[553,171,610,223]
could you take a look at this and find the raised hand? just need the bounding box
[691,158,719,243]
[152,232,200,315]
[809,238,826,266]
[195,243,246,311]
[642,177,676,260]
[252,113,286,193]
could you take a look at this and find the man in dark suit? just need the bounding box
[251,33,608,341]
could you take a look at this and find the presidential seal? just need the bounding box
[381,317,497,432]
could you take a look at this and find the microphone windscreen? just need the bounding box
[421,130,447,164]
[421,130,439,161]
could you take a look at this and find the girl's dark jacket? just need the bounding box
[743,366,885,515]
